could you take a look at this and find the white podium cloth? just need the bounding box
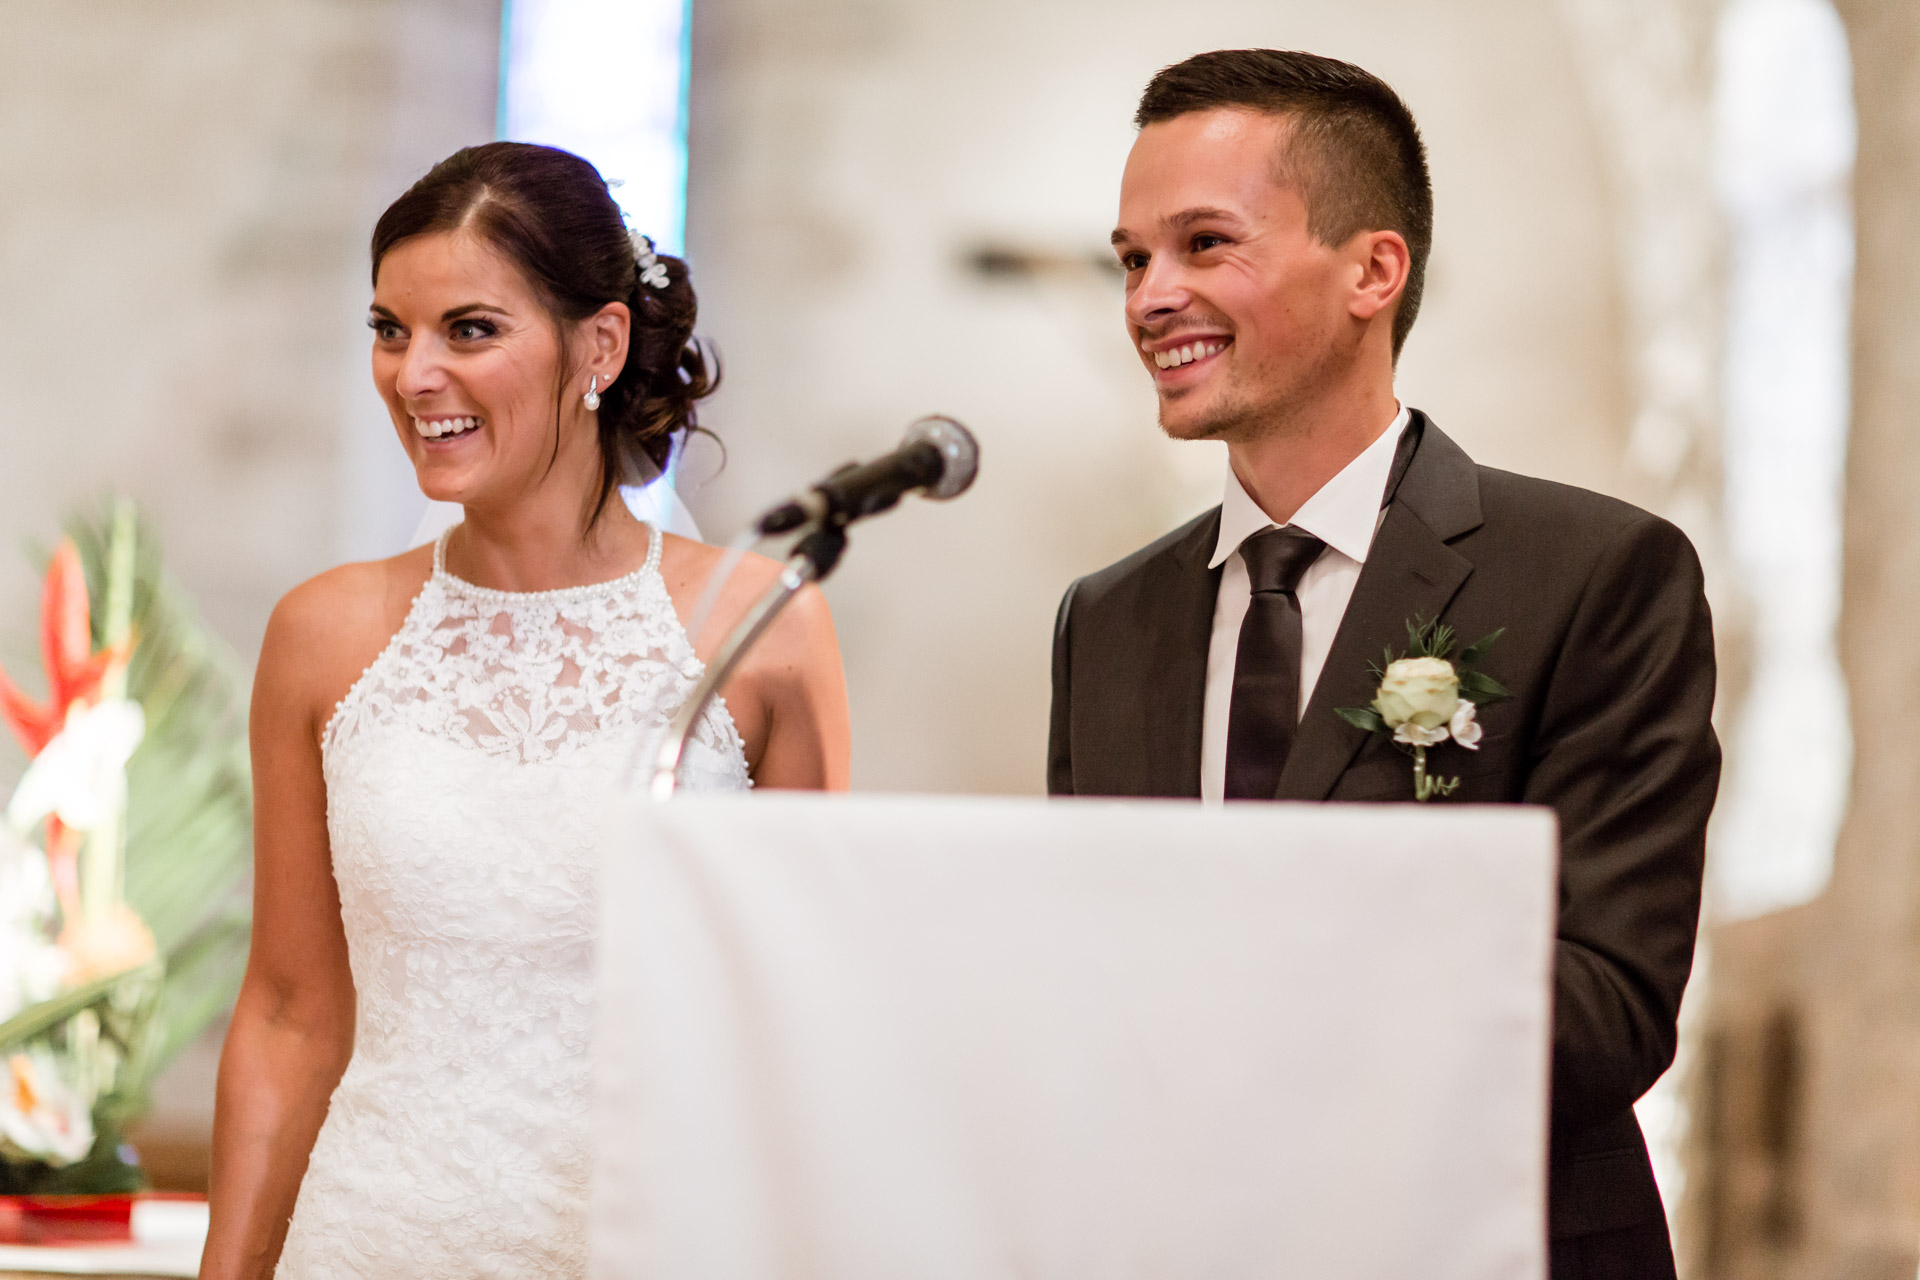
[593,794,1555,1279]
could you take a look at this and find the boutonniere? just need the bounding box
[1336,617,1509,802]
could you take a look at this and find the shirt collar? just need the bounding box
[1209,403,1411,569]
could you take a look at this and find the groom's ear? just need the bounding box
[1344,229,1412,327]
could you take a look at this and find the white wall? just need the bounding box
[0,0,497,673]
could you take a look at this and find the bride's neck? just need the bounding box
[447,492,649,593]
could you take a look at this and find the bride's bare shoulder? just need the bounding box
[256,546,436,725]
[270,546,435,648]
[653,530,836,665]
[655,531,784,596]
[654,532,788,643]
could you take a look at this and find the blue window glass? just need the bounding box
[497,0,692,255]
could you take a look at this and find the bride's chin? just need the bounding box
[414,471,477,507]
[411,454,484,498]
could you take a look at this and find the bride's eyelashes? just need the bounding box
[449,318,498,342]
[365,313,504,344]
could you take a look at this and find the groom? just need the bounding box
[1048,50,1718,1278]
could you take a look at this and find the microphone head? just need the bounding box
[902,416,979,501]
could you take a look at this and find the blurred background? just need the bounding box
[0,0,1913,1274]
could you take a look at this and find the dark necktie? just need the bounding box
[1224,527,1326,800]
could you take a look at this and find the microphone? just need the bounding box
[756,416,979,536]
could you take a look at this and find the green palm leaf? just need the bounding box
[0,965,157,1057]
[60,502,254,1111]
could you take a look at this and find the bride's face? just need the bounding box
[369,231,594,508]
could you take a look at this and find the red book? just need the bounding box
[0,1195,137,1245]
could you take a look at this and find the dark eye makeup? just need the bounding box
[364,315,502,342]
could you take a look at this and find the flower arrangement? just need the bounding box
[1337,617,1509,801]
[0,502,252,1192]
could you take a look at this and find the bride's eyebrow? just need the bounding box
[442,303,509,321]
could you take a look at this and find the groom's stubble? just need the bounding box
[1144,281,1359,453]
[1151,324,1352,449]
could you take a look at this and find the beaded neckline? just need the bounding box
[324,515,749,778]
[431,523,663,603]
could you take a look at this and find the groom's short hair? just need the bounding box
[1136,50,1433,359]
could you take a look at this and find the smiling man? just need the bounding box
[1047,50,1720,1278]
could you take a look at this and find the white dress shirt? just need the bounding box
[1199,405,1410,803]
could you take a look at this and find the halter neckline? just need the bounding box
[430,522,663,604]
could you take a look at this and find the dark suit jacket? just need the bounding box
[1049,415,1718,1248]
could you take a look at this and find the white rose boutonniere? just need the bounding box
[1337,618,1508,801]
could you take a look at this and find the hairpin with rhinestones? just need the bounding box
[629,230,670,291]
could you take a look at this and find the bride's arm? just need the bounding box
[661,536,850,790]
[200,581,359,1279]
[735,584,850,790]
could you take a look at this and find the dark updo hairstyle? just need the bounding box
[370,141,715,521]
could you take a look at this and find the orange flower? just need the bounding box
[57,902,156,985]
[0,542,121,758]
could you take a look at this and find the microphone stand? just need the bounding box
[639,523,847,800]
[635,414,976,798]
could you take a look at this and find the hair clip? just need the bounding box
[629,230,669,291]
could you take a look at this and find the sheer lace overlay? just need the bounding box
[276,525,748,1279]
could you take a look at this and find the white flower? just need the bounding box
[7,698,145,833]
[1393,720,1451,748]
[1450,701,1484,750]
[0,1049,95,1166]
[1373,656,1460,731]
[0,830,60,1024]
[629,230,670,291]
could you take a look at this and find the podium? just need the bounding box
[592,794,1556,1279]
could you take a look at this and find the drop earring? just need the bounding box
[583,375,601,412]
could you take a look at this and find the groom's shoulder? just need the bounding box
[1067,506,1219,609]
[1470,463,1689,553]
[1463,462,1707,611]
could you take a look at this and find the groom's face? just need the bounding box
[1113,108,1354,442]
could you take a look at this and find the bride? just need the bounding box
[199,142,850,1278]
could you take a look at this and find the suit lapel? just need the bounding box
[1135,510,1220,799]
[1275,418,1484,801]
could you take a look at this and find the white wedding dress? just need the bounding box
[276,524,750,1278]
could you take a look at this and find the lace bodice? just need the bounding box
[322,524,749,773]
[276,525,749,1279]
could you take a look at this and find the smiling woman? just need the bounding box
[366,143,708,531]
[195,142,849,1280]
